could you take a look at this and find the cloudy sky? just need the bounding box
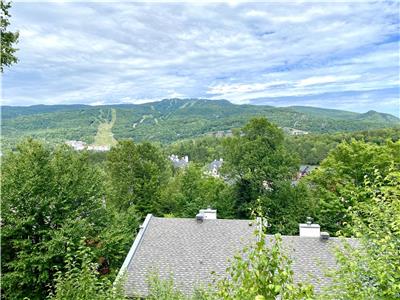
[2,1,399,115]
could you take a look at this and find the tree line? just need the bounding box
[1,118,399,299]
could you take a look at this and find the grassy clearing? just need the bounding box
[93,109,117,146]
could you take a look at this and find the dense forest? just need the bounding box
[1,99,399,151]
[166,126,400,165]
[2,116,399,299]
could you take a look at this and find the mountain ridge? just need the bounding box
[1,98,399,149]
[2,98,397,118]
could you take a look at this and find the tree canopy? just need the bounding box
[106,140,172,214]
[2,114,399,299]
[306,139,400,234]
[322,169,400,299]
[1,0,19,72]
[222,118,299,217]
[1,140,106,299]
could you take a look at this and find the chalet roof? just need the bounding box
[119,215,357,297]
[208,159,223,171]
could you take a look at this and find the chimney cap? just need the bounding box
[299,223,320,228]
[299,222,320,237]
[198,207,217,220]
[199,207,216,213]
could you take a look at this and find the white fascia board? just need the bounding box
[115,214,153,284]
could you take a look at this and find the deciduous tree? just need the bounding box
[222,118,299,217]
[307,140,399,234]
[159,164,235,218]
[1,140,106,299]
[106,141,171,215]
[322,169,400,299]
[1,0,19,71]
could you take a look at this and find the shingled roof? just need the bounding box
[119,214,357,298]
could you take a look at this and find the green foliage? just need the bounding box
[106,140,172,214]
[2,99,399,151]
[306,140,399,235]
[260,181,316,235]
[223,118,299,217]
[98,206,141,273]
[1,0,19,72]
[1,140,107,299]
[212,227,314,300]
[285,127,400,165]
[165,136,225,165]
[49,241,126,300]
[2,111,399,299]
[159,164,235,218]
[146,273,188,300]
[322,170,400,299]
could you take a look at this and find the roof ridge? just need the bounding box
[152,216,252,222]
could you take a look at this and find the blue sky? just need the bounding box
[2,1,399,115]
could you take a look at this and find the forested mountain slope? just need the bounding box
[1,98,399,149]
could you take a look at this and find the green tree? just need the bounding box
[98,206,141,274]
[307,140,399,234]
[260,181,316,235]
[1,0,19,72]
[222,118,299,217]
[50,241,126,300]
[165,136,225,165]
[159,164,235,218]
[106,140,171,215]
[322,169,400,299]
[1,140,107,299]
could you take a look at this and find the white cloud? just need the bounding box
[297,75,360,87]
[208,81,288,94]
[2,1,399,115]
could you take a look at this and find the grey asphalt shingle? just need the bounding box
[123,215,357,297]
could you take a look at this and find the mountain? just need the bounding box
[356,110,400,123]
[1,99,399,149]
[287,106,359,119]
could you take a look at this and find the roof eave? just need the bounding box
[115,213,153,284]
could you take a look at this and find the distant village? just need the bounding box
[65,140,110,152]
[66,140,316,181]
[169,154,316,183]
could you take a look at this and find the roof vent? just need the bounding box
[198,207,217,220]
[196,213,204,223]
[299,217,320,237]
[320,232,330,240]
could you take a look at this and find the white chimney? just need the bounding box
[198,207,217,220]
[299,217,320,237]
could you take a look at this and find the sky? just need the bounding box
[2,1,400,115]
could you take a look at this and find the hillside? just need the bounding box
[1,98,399,149]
